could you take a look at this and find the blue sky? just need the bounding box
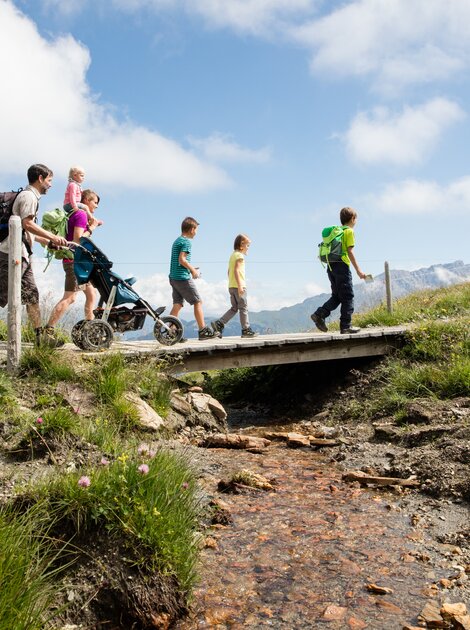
[1,0,469,319]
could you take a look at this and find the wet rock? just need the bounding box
[218,469,275,492]
[418,601,448,627]
[321,604,347,621]
[204,433,270,451]
[124,393,164,431]
[366,583,393,595]
[312,425,340,438]
[375,600,403,614]
[286,433,310,448]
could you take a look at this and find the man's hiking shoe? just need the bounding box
[340,327,361,335]
[311,313,328,332]
[36,326,65,348]
[198,326,220,340]
[241,327,258,338]
[210,319,224,336]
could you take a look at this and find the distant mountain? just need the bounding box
[131,260,470,339]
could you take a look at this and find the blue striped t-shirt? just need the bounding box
[169,236,191,280]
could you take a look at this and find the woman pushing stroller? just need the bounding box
[43,189,102,341]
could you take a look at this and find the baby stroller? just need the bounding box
[70,237,184,351]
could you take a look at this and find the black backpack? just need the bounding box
[0,188,23,243]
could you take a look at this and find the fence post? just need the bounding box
[7,215,22,373]
[384,260,393,314]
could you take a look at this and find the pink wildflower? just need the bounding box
[36,417,43,425]
[100,457,110,466]
[137,443,150,456]
[181,482,189,490]
[138,464,149,475]
[78,476,91,488]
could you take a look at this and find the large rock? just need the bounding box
[205,433,270,451]
[124,393,164,431]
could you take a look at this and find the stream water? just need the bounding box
[176,439,435,629]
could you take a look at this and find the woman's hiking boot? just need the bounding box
[210,320,225,336]
[311,312,328,332]
[241,327,258,338]
[198,326,220,340]
[35,326,65,348]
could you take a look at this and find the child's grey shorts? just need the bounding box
[169,278,201,306]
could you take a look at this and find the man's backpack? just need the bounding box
[0,188,23,243]
[318,225,345,268]
[41,208,75,263]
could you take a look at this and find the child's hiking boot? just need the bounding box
[340,326,361,335]
[198,326,220,340]
[36,326,65,348]
[241,327,258,338]
[311,313,328,332]
[210,319,225,336]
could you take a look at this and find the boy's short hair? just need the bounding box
[181,216,199,233]
[27,164,53,184]
[69,165,85,179]
[234,234,250,250]
[340,206,357,225]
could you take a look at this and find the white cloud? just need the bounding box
[370,175,470,215]
[0,1,228,192]
[344,98,465,166]
[188,133,271,163]
[290,0,470,93]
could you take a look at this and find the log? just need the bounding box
[342,470,420,487]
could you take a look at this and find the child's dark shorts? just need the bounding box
[0,253,39,308]
[169,278,201,306]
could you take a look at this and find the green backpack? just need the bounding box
[41,208,75,265]
[318,225,345,268]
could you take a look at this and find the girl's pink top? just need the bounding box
[63,180,82,208]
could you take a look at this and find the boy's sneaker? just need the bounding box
[340,326,361,335]
[198,326,220,340]
[37,326,65,348]
[241,327,258,338]
[210,320,225,336]
[311,313,328,332]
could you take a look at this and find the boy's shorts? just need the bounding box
[0,253,39,308]
[169,278,201,306]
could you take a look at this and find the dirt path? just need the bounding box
[177,445,438,629]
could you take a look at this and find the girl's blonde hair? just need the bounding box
[69,165,85,180]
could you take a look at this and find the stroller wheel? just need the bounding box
[71,319,87,349]
[80,320,114,351]
[154,316,184,346]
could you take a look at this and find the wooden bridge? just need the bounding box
[0,326,407,373]
[87,326,407,373]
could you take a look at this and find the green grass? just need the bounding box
[19,346,75,383]
[31,447,203,593]
[0,506,65,630]
[354,281,470,327]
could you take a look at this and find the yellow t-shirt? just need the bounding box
[341,226,355,266]
[228,251,245,288]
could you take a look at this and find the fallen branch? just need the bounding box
[342,470,420,487]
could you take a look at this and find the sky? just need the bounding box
[1,0,469,320]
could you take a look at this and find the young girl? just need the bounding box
[63,166,103,227]
[211,234,257,338]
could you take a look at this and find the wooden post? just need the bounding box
[384,260,392,314]
[7,215,22,373]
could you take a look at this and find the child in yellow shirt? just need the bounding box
[211,234,258,338]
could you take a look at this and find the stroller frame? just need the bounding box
[70,237,184,351]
